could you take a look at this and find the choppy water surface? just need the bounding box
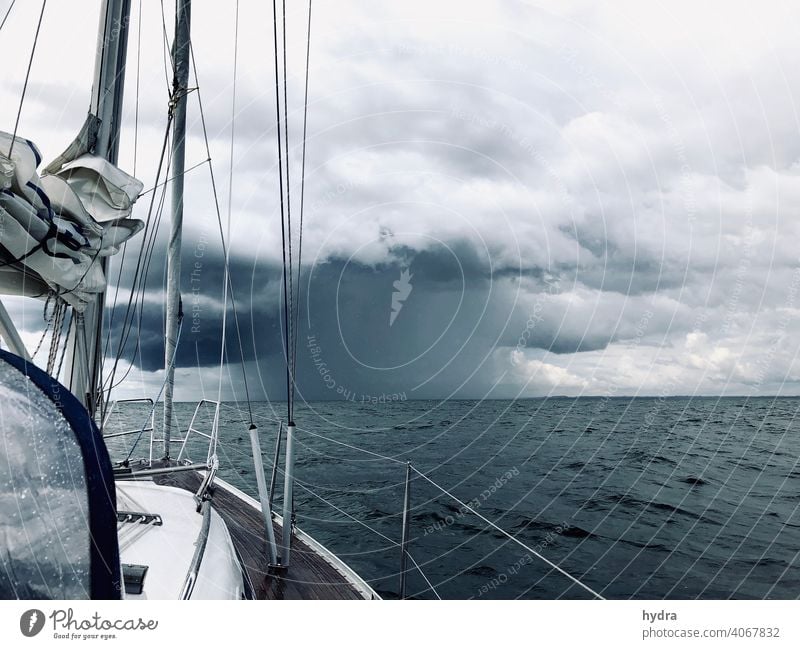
[107,397,800,599]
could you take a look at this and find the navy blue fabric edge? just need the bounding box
[0,350,121,600]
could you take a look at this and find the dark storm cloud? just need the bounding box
[104,242,280,371]
[6,0,800,397]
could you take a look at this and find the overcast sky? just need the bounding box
[2,0,800,402]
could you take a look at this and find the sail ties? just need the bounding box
[0,132,144,310]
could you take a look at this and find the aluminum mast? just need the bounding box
[162,0,192,459]
[67,0,131,413]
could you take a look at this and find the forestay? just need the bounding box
[0,131,143,310]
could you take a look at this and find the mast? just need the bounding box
[68,0,131,411]
[163,0,192,459]
[91,0,131,163]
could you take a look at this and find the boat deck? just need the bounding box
[152,470,371,600]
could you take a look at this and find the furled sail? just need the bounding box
[0,131,143,310]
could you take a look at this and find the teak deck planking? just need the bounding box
[152,470,366,600]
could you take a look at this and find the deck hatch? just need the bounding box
[122,564,149,595]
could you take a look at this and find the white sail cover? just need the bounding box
[0,132,144,310]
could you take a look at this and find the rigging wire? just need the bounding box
[30,320,52,360]
[216,434,442,599]
[281,0,295,422]
[218,401,407,465]
[225,0,240,313]
[45,299,66,376]
[187,34,255,425]
[291,0,312,384]
[292,477,398,546]
[411,467,606,600]
[102,27,173,402]
[108,167,173,394]
[104,146,172,390]
[406,551,443,600]
[297,426,407,465]
[124,318,184,464]
[31,293,55,359]
[104,151,173,393]
[214,402,602,599]
[133,0,143,176]
[101,31,190,393]
[270,0,293,424]
[7,0,47,159]
[136,158,209,197]
[270,0,314,422]
[102,119,175,399]
[295,472,441,598]
[0,0,17,33]
[55,309,73,380]
[214,0,241,418]
[158,0,176,87]
[102,0,144,388]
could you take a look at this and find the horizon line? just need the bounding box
[163,394,800,403]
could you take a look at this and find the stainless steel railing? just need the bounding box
[179,500,212,599]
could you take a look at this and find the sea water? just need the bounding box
[107,397,800,599]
